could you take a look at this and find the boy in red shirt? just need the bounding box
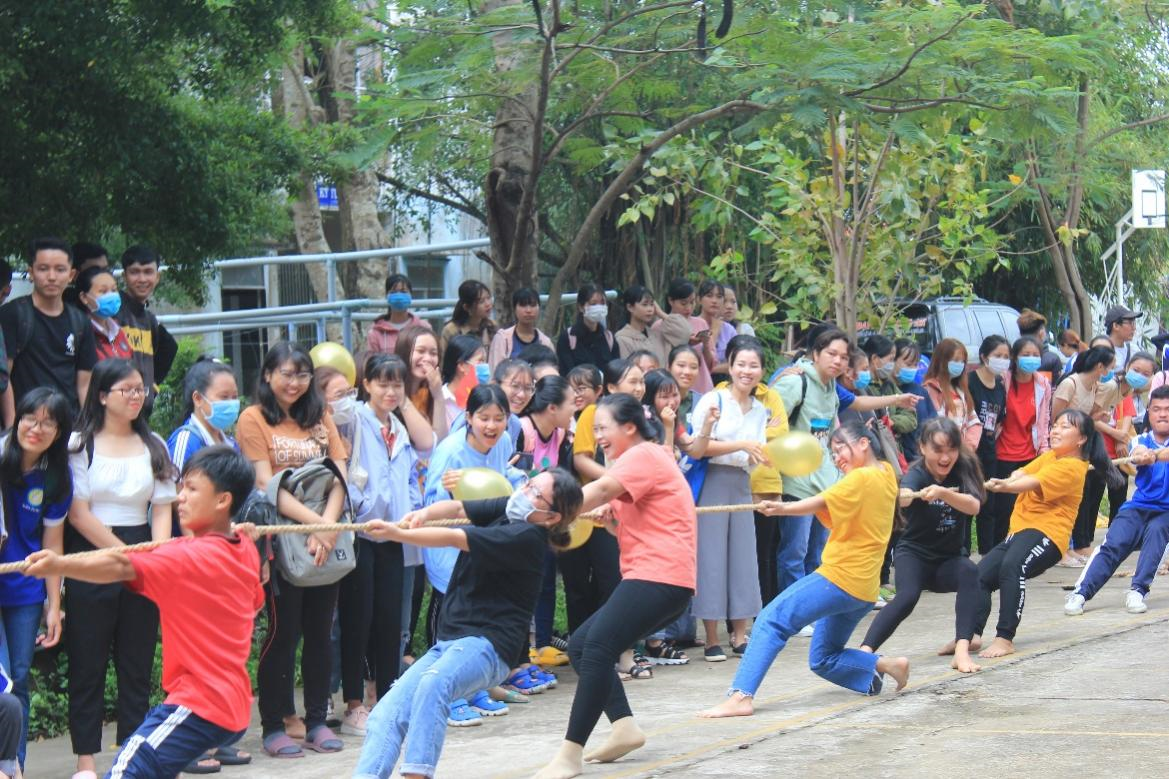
[26,445,263,778]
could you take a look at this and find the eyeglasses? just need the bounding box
[110,387,147,399]
[523,481,553,510]
[19,415,58,433]
[277,369,314,384]
[332,388,358,401]
[506,382,535,396]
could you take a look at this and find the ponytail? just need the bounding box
[1056,409,1124,490]
[915,417,986,503]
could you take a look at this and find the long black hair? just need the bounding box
[544,467,585,549]
[0,388,73,505]
[73,359,175,480]
[1056,408,1124,489]
[180,357,237,422]
[643,368,679,428]
[915,417,986,502]
[664,277,695,312]
[1009,335,1042,377]
[597,392,663,444]
[450,279,490,327]
[1069,344,1116,377]
[256,342,325,429]
[465,384,510,419]
[602,358,637,392]
[829,418,894,468]
[573,282,606,331]
[523,375,571,417]
[441,334,485,385]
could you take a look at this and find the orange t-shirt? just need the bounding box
[1008,450,1089,552]
[607,441,697,590]
[237,406,348,471]
[814,462,898,602]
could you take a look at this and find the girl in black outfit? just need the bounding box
[860,417,986,674]
[555,283,620,373]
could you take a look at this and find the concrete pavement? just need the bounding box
[27,552,1169,778]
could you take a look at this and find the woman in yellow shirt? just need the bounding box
[974,408,1122,659]
[698,419,910,719]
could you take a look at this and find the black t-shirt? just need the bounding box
[556,325,620,375]
[436,496,548,668]
[0,298,97,416]
[967,373,1005,462]
[896,462,968,563]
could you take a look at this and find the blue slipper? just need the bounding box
[448,699,483,727]
[469,689,509,716]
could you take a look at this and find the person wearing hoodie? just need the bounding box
[488,287,554,370]
[366,274,432,356]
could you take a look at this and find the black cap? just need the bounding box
[1104,305,1142,326]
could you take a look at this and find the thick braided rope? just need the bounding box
[0,505,768,576]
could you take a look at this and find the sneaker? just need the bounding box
[339,706,368,737]
[469,689,509,717]
[1125,590,1148,614]
[447,699,483,727]
[879,585,896,600]
[1057,555,1084,568]
[645,641,690,665]
[1064,592,1085,616]
[797,624,815,638]
[873,595,887,611]
[704,645,727,662]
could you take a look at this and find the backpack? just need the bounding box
[264,457,356,587]
[773,371,809,427]
[11,295,89,360]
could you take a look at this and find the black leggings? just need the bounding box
[862,550,979,650]
[972,529,1061,641]
[338,538,404,702]
[972,452,998,555]
[754,511,779,605]
[258,569,339,736]
[1073,471,1104,551]
[989,458,1032,553]
[565,580,690,745]
[557,531,621,634]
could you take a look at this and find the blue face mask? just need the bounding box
[853,370,872,391]
[1126,370,1150,391]
[897,367,918,384]
[95,291,121,318]
[506,489,537,524]
[1101,370,1115,384]
[387,291,412,311]
[1017,355,1042,374]
[205,398,240,431]
[475,363,492,384]
[947,361,966,378]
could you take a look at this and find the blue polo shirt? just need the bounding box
[1123,431,1169,511]
[0,469,71,607]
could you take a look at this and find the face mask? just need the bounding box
[987,357,1011,374]
[874,363,894,379]
[205,398,240,431]
[506,489,537,524]
[897,367,918,384]
[947,361,966,378]
[1017,355,1041,374]
[387,291,412,311]
[853,370,872,391]
[94,291,121,318]
[330,395,357,425]
[1101,370,1115,384]
[475,363,492,384]
[1125,370,1150,391]
[583,304,608,324]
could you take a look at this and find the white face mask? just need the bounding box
[987,357,1011,374]
[583,304,608,324]
[330,395,357,425]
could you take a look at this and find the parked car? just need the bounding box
[857,296,1021,365]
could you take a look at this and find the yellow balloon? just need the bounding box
[765,430,824,477]
[310,342,357,386]
[452,467,514,502]
[552,518,594,552]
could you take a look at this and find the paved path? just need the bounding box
[28,552,1169,778]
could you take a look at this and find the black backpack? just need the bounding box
[10,295,89,360]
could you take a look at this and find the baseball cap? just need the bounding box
[1104,305,1142,326]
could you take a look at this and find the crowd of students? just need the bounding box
[0,236,1164,778]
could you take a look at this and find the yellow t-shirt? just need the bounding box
[573,404,601,482]
[1007,450,1089,552]
[814,462,898,602]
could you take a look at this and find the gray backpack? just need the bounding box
[265,457,356,587]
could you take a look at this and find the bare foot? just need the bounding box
[978,637,1015,659]
[584,717,645,763]
[876,656,910,691]
[697,692,754,718]
[532,742,584,779]
[859,645,874,653]
[938,635,980,655]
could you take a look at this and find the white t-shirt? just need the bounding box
[692,388,768,471]
[70,433,177,527]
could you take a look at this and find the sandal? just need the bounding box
[262,733,304,759]
[447,699,483,727]
[303,725,343,753]
[502,667,545,695]
[645,641,690,665]
[618,663,653,680]
[528,665,557,689]
[632,651,653,669]
[490,687,530,704]
[181,757,221,774]
[469,689,509,716]
[212,746,252,766]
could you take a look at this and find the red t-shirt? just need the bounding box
[607,441,697,590]
[1103,396,1136,458]
[127,533,264,731]
[997,379,1037,462]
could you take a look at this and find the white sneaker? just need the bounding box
[797,624,815,638]
[1125,590,1148,614]
[872,596,886,611]
[1064,593,1085,616]
[340,705,369,737]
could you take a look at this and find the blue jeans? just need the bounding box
[0,602,43,766]
[730,573,880,697]
[1076,506,1169,599]
[400,566,416,667]
[355,636,509,778]
[806,518,829,572]
[776,512,814,592]
[106,704,242,779]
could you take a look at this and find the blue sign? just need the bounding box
[316,182,339,210]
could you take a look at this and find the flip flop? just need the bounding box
[262,733,304,759]
[181,757,221,774]
[212,746,252,766]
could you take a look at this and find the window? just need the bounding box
[404,255,448,300]
[974,308,1006,343]
[939,308,974,354]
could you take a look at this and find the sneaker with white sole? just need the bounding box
[797,624,815,638]
[1064,593,1085,616]
[704,645,727,662]
[1125,590,1148,614]
[873,596,886,611]
[340,705,369,737]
